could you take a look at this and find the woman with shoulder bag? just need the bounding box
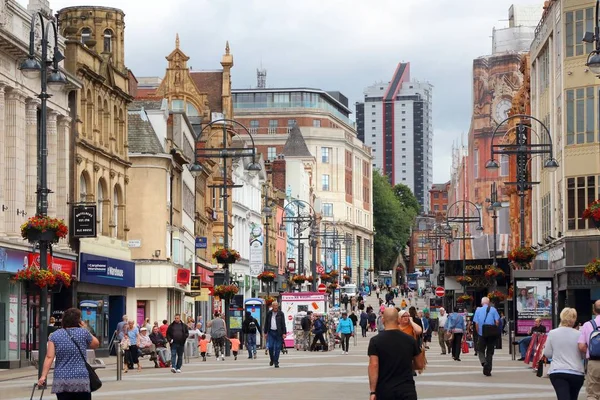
[445,306,465,361]
[38,308,100,399]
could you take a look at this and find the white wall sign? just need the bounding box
[128,239,142,248]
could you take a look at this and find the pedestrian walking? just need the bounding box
[437,307,451,355]
[298,311,312,351]
[473,297,500,376]
[166,313,189,373]
[125,320,141,371]
[368,310,377,332]
[242,311,260,359]
[360,310,369,337]
[208,312,227,361]
[337,311,354,354]
[368,308,424,400]
[37,308,100,399]
[544,307,584,400]
[376,286,381,299]
[310,313,328,352]
[445,306,465,361]
[263,301,287,368]
[578,299,600,399]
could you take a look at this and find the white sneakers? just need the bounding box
[176,369,181,373]
[221,355,225,361]
[171,368,176,373]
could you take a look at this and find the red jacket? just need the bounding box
[159,324,168,337]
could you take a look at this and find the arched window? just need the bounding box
[81,28,92,45]
[103,29,113,53]
[97,180,106,236]
[79,173,88,202]
[113,186,119,238]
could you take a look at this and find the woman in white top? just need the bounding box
[543,307,584,400]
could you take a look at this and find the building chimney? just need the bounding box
[271,154,286,192]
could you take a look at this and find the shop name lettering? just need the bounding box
[107,266,124,277]
[464,264,494,271]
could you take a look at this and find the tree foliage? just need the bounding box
[393,183,421,215]
[373,171,416,273]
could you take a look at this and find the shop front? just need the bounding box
[78,252,135,356]
[0,245,76,368]
[193,262,214,322]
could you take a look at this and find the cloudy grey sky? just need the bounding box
[21,0,544,183]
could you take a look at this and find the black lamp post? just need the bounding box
[190,119,261,356]
[485,115,558,248]
[445,200,484,305]
[485,183,503,291]
[280,199,315,285]
[287,258,296,290]
[19,12,67,380]
[584,0,600,75]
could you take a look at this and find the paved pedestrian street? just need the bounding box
[0,333,585,400]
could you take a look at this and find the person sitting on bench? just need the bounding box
[149,326,170,367]
[518,318,547,361]
[139,327,159,368]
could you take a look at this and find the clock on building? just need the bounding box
[494,99,512,124]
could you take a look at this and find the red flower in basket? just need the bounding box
[12,265,71,288]
[583,200,600,228]
[20,216,68,243]
[263,296,276,307]
[292,275,307,284]
[484,267,505,279]
[329,270,339,277]
[584,259,600,280]
[257,271,276,282]
[212,248,241,262]
[456,276,473,285]
[213,284,239,299]
[508,246,536,264]
[487,290,506,303]
[320,273,332,282]
[343,266,351,272]
[457,294,473,303]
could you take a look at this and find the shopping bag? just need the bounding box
[461,340,469,354]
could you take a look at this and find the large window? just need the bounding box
[321,147,331,163]
[81,28,92,45]
[565,8,594,57]
[473,148,479,179]
[267,147,277,160]
[566,87,595,144]
[103,29,113,52]
[541,192,551,240]
[287,119,296,128]
[567,175,599,230]
[268,119,278,134]
[322,174,330,191]
[322,203,333,217]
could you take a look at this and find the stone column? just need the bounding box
[56,116,71,223]
[47,111,58,217]
[0,84,6,236]
[25,99,39,217]
[4,90,27,237]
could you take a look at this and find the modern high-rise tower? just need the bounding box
[356,62,433,211]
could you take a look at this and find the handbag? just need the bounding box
[462,339,469,354]
[481,306,500,338]
[65,329,102,392]
[120,336,130,351]
[444,329,453,342]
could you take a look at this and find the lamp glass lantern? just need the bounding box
[587,51,600,75]
[485,159,500,170]
[287,258,296,274]
[19,57,42,79]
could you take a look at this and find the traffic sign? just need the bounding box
[317,283,327,293]
[316,264,325,274]
[435,287,445,297]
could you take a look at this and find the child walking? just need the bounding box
[228,333,241,360]
[199,334,210,362]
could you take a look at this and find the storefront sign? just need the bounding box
[72,205,97,238]
[442,258,509,276]
[515,277,553,335]
[0,248,75,275]
[176,268,191,285]
[195,264,214,287]
[79,253,135,288]
[195,237,207,249]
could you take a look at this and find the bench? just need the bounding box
[31,349,106,370]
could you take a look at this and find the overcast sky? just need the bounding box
[21,0,544,183]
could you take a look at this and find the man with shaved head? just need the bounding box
[367,308,422,400]
[578,299,600,398]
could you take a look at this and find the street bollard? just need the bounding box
[116,345,122,381]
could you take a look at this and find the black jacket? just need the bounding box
[263,310,287,336]
[242,317,261,334]
[149,331,167,347]
[166,321,189,345]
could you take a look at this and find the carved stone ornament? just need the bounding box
[124,175,129,184]
[93,163,101,172]
[0,1,8,27]
[109,169,116,178]
[75,154,83,165]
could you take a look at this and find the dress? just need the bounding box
[49,328,92,394]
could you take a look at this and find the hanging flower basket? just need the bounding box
[292,275,307,284]
[508,246,536,264]
[320,273,332,282]
[583,199,600,229]
[396,266,404,272]
[456,276,473,286]
[12,265,72,289]
[584,259,600,281]
[488,290,506,303]
[213,284,239,299]
[457,294,473,304]
[343,266,351,272]
[20,216,68,244]
[484,267,505,279]
[507,284,514,300]
[212,248,241,264]
[329,270,339,278]
[263,296,276,307]
[419,267,426,273]
[257,271,276,282]
[343,274,351,281]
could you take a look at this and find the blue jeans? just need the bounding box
[519,336,532,358]
[267,330,282,364]
[171,342,184,370]
[246,333,257,358]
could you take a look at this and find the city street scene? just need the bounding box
[1,0,600,399]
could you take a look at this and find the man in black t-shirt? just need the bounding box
[368,308,422,400]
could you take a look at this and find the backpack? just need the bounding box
[248,320,257,334]
[301,316,310,331]
[589,320,600,360]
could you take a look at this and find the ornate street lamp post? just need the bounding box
[279,199,315,289]
[190,119,261,356]
[19,12,67,380]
